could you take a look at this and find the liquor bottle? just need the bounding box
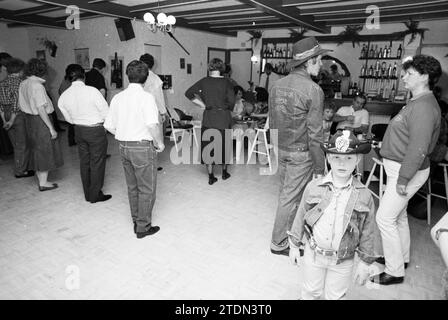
[287,47,291,58]
[381,61,387,75]
[368,65,374,77]
[387,46,392,58]
[392,62,398,78]
[378,47,383,59]
[369,45,374,58]
[383,81,390,99]
[353,82,358,95]
[360,65,366,77]
[360,44,366,58]
[374,45,379,58]
[387,63,392,78]
[397,44,402,59]
[390,83,396,101]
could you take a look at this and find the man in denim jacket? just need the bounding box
[288,130,378,299]
[270,37,332,256]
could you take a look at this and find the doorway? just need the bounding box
[207,47,253,87]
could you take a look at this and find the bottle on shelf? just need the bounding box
[360,65,366,77]
[392,62,398,78]
[368,64,374,77]
[378,47,383,59]
[374,45,379,58]
[387,45,392,58]
[387,63,392,78]
[360,44,366,58]
[397,44,402,59]
[369,45,374,58]
[353,82,358,95]
[390,83,396,101]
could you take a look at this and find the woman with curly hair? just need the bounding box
[185,58,235,185]
[19,58,63,191]
[371,55,442,285]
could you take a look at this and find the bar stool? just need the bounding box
[365,157,386,202]
[247,127,272,172]
[416,162,448,225]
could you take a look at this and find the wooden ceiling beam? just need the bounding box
[129,0,212,13]
[323,10,448,25]
[0,7,65,29]
[239,0,330,33]
[298,0,448,15]
[313,3,448,19]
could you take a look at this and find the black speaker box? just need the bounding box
[114,18,135,41]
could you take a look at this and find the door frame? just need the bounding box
[207,47,253,80]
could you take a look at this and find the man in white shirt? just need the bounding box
[58,64,111,203]
[333,94,369,134]
[104,60,165,239]
[258,63,281,94]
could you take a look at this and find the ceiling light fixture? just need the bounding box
[143,1,176,33]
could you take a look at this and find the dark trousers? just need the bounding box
[75,125,108,202]
[119,140,157,232]
[68,124,75,145]
[7,113,31,175]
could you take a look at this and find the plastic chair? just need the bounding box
[166,106,198,152]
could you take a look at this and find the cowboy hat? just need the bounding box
[286,37,332,70]
[321,130,371,155]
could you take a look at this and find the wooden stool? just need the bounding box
[365,157,385,202]
[247,128,272,172]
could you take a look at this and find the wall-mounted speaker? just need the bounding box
[114,18,135,41]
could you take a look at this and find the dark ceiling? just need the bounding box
[0,0,447,36]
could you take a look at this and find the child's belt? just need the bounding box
[304,223,338,257]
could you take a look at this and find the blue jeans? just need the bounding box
[119,140,158,233]
[271,149,313,251]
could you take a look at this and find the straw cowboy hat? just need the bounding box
[286,37,332,70]
[321,130,371,155]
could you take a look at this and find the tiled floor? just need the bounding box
[0,126,446,300]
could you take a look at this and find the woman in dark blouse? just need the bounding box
[185,58,235,185]
[373,55,442,285]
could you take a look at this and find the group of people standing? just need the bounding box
[0,52,166,239]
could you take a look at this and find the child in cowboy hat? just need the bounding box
[287,130,379,300]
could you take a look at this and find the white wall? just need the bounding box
[0,23,32,60]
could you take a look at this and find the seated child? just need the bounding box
[287,130,378,300]
[323,101,335,142]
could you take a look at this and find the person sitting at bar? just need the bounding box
[333,94,369,134]
[323,101,335,142]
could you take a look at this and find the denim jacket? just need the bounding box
[288,175,378,265]
[268,69,325,175]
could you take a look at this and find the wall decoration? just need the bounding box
[36,50,46,61]
[74,48,90,70]
[288,27,308,41]
[38,37,57,57]
[187,63,192,74]
[158,75,172,90]
[337,25,363,48]
[391,20,429,45]
[110,52,123,89]
[180,58,185,69]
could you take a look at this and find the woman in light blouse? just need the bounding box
[19,58,63,191]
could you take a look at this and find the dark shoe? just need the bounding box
[270,248,290,256]
[106,154,111,159]
[90,194,112,203]
[157,167,163,171]
[136,226,160,239]
[222,171,231,180]
[15,170,35,178]
[370,272,404,285]
[39,183,58,192]
[376,257,408,269]
[208,175,218,185]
